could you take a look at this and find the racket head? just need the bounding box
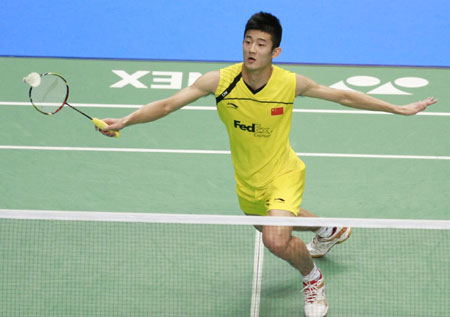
[29,72,69,115]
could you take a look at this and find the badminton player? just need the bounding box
[100,12,438,316]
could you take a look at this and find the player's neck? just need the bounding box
[242,64,273,91]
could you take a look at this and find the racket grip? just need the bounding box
[92,118,120,138]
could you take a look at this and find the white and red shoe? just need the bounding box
[303,269,328,317]
[307,227,352,258]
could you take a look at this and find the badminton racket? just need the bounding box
[24,72,120,138]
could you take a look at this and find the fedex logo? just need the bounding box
[234,120,271,138]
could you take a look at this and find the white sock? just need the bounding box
[303,264,321,282]
[315,227,333,238]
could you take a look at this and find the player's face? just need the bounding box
[243,30,280,72]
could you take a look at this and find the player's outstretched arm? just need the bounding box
[101,71,220,136]
[296,74,438,115]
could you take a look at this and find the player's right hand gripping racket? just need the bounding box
[24,72,120,138]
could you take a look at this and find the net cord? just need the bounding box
[0,209,449,230]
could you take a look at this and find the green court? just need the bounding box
[1,57,449,316]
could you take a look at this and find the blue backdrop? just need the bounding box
[1,0,449,66]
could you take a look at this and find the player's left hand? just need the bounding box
[400,97,438,115]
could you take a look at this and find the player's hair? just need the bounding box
[244,12,282,49]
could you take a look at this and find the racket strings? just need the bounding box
[30,74,68,114]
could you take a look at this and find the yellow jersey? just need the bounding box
[215,63,302,188]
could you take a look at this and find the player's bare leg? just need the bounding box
[293,207,321,232]
[253,207,319,232]
[262,209,313,275]
[262,209,328,316]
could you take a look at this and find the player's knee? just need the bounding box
[262,230,290,258]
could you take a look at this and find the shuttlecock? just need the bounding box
[23,72,41,87]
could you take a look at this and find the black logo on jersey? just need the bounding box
[233,120,271,138]
[226,103,238,109]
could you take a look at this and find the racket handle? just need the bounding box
[91,118,120,138]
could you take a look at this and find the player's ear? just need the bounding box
[272,47,282,58]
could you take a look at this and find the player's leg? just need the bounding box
[262,209,328,317]
[298,207,319,218]
[292,207,320,232]
[262,209,313,274]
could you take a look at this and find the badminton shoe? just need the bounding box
[307,227,352,258]
[303,269,328,317]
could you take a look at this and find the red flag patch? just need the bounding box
[271,107,284,116]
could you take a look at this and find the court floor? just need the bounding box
[0,57,449,316]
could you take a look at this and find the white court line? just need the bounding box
[1,101,450,116]
[1,145,449,160]
[0,145,230,155]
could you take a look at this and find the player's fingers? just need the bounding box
[102,118,123,132]
[99,129,116,137]
[100,119,113,131]
[426,97,438,105]
[102,124,118,132]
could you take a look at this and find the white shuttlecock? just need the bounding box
[23,72,41,87]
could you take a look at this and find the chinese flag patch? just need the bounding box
[271,107,284,116]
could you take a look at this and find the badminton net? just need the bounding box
[0,209,449,317]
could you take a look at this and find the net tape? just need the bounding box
[1,209,449,230]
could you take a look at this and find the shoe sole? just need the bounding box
[305,305,329,317]
[310,227,352,258]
